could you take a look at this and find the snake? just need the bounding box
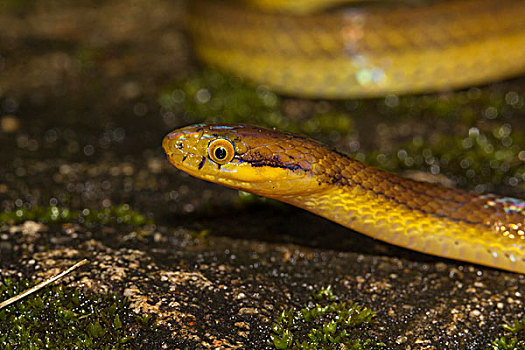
[163,123,525,273]
[188,0,525,98]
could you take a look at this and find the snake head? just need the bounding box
[162,123,333,197]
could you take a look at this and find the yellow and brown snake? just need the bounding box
[173,2,525,272]
[163,124,525,274]
[188,0,525,98]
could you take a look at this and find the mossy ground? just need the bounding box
[0,279,160,349]
[0,204,162,348]
[492,319,525,350]
[271,286,384,350]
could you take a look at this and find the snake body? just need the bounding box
[163,124,525,273]
[188,0,525,98]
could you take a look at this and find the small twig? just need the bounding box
[0,259,89,310]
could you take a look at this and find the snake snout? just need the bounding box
[162,128,194,154]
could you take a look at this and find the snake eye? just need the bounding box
[208,139,235,165]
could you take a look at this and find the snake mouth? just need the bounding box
[162,133,204,172]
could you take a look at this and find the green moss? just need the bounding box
[361,91,524,191]
[158,70,354,136]
[491,318,525,350]
[0,204,153,226]
[363,123,525,190]
[271,286,384,349]
[159,70,282,126]
[359,88,525,190]
[0,279,159,349]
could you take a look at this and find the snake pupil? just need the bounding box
[215,147,227,160]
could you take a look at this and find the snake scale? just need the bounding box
[188,0,525,98]
[173,0,525,272]
[163,124,525,274]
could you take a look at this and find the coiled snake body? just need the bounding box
[163,124,525,274]
[188,0,525,98]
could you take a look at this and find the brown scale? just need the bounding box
[232,125,525,238]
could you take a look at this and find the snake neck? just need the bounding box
[279,152,525,247]
[273,153,525,272]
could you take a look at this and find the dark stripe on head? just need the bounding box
[198,156,206,170]
[240,157,305,172]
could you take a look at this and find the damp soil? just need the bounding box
[1,0,525,349]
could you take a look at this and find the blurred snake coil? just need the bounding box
[163,124,525,274]
[188,0,525,98]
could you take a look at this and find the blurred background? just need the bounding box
[1,0,525,348]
